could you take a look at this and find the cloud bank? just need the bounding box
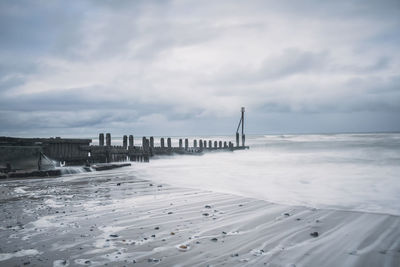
[1,0,399,137]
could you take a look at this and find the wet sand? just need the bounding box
[1,170,399,266]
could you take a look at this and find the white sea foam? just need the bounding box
[131,133,400,215]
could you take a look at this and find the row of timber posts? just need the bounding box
[96,133,237,163]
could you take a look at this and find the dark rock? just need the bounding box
[109,234,118,238]
[168,212,173,214]
[284,213,290,216]
[117,183,121,186]
[151,235,156,238]
[211,238,218,242]
[202,213,209,216]
[84,260,91,264]
[154,227,160,230]
[205,205,212,209]
[310,232,319,237]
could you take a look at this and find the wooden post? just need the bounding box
[224,141,227,148]
[204,140,207,148]
[129,135,134,147]
[214,141,217,148]
[106,133,111,146]
[208,140,212,148]
[194,140,197,148]
[148,136,153,148]
[219,141,222,148]
[161,138,165,148]
[236,132,240,147]
[123,135,128,149]
[199,139,203,148]
[179,139,183,148]
[185,138,189,150]
[99,133,104,146]
[167,137,171,148]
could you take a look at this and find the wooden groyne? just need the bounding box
[1,107,249,173]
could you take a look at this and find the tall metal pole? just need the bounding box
[241,107,245,146]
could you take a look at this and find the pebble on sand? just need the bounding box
[177,244,190,251]
[310,232,319,237]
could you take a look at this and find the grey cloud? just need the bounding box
[0,0,399,136]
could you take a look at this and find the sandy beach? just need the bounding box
[1,168,399,267]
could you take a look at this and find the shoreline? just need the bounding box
[1,172,399,266]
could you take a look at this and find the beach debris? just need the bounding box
[202,213,209,216]
[154,226,160,230]
[151,234,156,238]
[222,231,227,235]
[147,258,160,263]
[296,218,301,221]
[310,232,319,237]
[205,205,212,209]
[231,253,239,257]
[284,213,290,216]
[177,244,190,252]
[251,249,265,256]
[211,237,218,242]
[168,211,173,214]
[170,232,175,235]
[238,204,244,207]
[116,183,121,186]
[109,234,119,238]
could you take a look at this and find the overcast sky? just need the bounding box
[0,0,399,137]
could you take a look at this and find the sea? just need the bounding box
[84,133,400,216]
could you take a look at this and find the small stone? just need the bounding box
[110,234,118,238]
[296,218,301,221]
[168,212,173,214]
[154,227,159,230]
[149,184,153,186]
[284,213,290,216]
[231,253,239,257]
[117,183,121,186]
[202,213,209,216]
[170,232,175,235]
[205,205,212,209]
[222,231,227,234]
[84,260,91,264]
[151,234,156,238]
[310,232,319,237]
[211,238,218,242]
